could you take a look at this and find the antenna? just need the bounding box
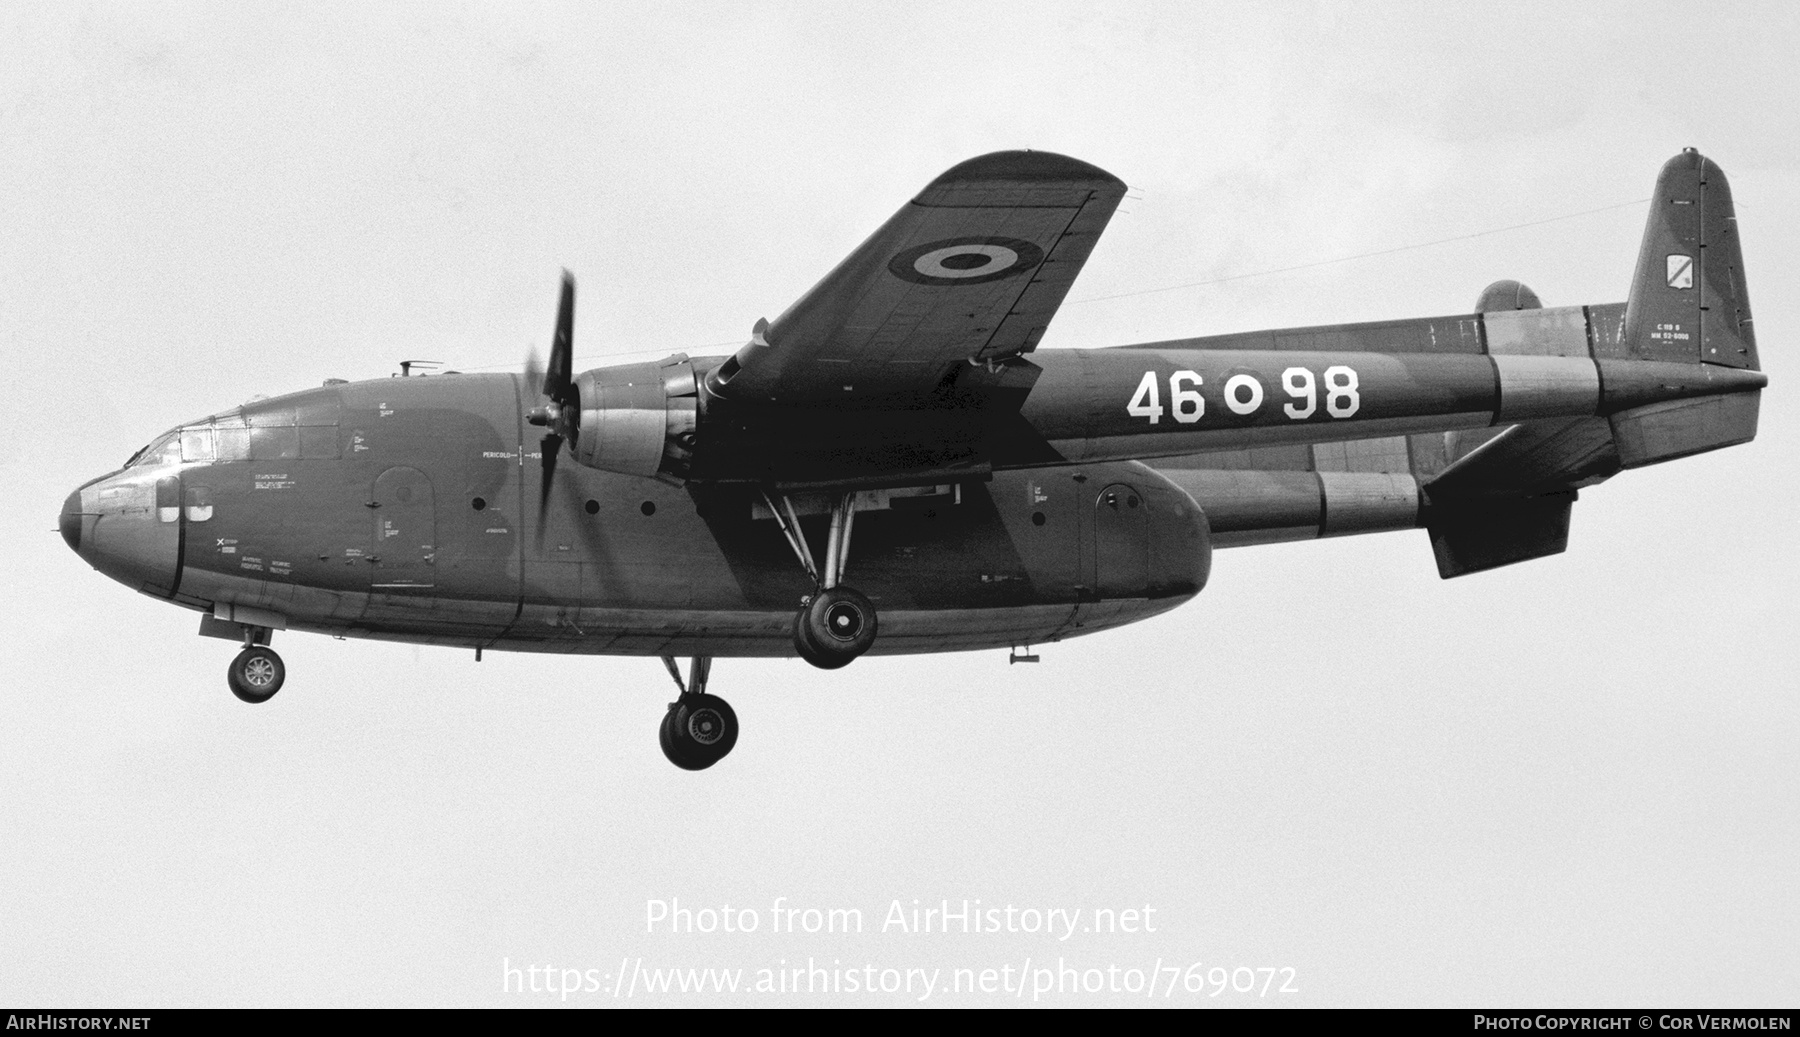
[397,360,442,378]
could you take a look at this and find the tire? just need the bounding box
[671,694,738,766]
[660,696,736,770]
[228,646,285,704]
[791,606,841,669]
[795,586,877,669]
[659,706,706,770]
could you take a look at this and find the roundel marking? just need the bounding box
[888,236,1046,286]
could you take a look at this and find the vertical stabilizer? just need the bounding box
[1624,149,1757,369]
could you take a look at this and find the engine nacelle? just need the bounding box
[570,356,699,480]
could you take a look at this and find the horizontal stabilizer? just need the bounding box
[1610,390,1760,468]
[1426,417,1620,501]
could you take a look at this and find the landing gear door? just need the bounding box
[371,466,436,590]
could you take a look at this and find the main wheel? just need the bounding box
[792,606,838,669]
[794,586,877,669]
[662,694,738,770]
[660,706,706,770]
[228,646,285,704]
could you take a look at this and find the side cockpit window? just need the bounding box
[180,427,215,462]
[176,423,251,461]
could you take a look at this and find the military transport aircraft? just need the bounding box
[60,149,1763,770]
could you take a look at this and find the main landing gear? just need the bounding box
[765,491,879,669]
[227,636,285,704]
[659,655,739,770]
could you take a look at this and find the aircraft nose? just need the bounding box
[60,490,83,553]
[65,471,184,597]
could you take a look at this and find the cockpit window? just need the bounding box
[123,391,340,469]
[125,432,182,469]
[180,427,215,462]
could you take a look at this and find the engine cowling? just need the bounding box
[569,355,700,480]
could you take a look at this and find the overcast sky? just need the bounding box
[4,1,1796,1007]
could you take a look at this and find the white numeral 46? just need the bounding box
[1128,370,1207,425]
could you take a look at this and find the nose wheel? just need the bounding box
[228,644,285,704]
[659,656,738,770]
[765,490,880,669]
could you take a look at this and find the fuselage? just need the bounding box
[62,302,1763,659]
[62,370,1211,657]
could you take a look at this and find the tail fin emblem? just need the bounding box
[1666,254,1694,289]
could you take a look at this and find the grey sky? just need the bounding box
[3,2,1796,1006]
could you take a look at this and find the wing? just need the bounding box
[708,150,1126,404]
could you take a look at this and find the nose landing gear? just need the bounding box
[659,655,738,770]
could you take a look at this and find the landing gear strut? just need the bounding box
[766,491,879,669]
[227,638,285,704]
[659,655,738,770]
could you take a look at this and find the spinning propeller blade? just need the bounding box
[522,345,545,398]
[545,271,575,405]
[526,271,578,544]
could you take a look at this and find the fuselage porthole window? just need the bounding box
[186,486,213,522]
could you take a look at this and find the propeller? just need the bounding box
[525,271,578,543]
